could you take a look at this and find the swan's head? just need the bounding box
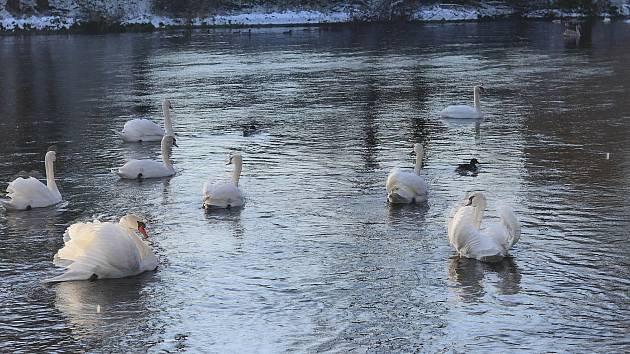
[163,99,173,110]
[161,135,178,148]
[412,143,423,155]
[474,85,485,95]
[465,191,487,208]
[45,150,57,162]
[227,153,243,166]
[119,214,149,237]
[470,158,480,165]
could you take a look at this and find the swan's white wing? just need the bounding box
[386,169,427,203]
[440,105,481,119]
[1,177,59,210]
[47,222,155,282]
[203,181,243,208]
[117,159,173,179]
[120,119,165,142]
[449,203,514,262]
[485,205,521,251]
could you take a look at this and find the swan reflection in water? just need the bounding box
[53,274,158,345]
[447,256,521,303]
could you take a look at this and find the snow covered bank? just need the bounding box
[121,10,352,29]
[1,1,630,32]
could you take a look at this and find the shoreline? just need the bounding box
[1,4,629,34]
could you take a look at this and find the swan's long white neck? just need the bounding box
[44,152,59,194]
[472,197,486,229]
[232,159,242,186]
[163,101,173,136]
[414,148,424,175]
[473,88,481,111]
[161,139,173,169]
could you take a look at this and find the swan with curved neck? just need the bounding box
[563,24,581,38]
[116,135,178,179]
[440,85,485,119]
[386,143,428,204]
[46,214,158,282]
[1,148,62,211]
[448,191,521,263]
[119,99,174,142]
[203,153,245,209]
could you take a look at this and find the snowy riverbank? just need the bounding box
[1,1,630,32]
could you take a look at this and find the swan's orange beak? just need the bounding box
[138,225,148,237]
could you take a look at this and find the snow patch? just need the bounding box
[0,15,77,31]
[411,3,514,22]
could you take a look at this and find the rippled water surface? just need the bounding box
[0,21,629,352]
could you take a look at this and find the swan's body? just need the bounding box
[603,17,611,23]
[1,150,62,211]
[117,136,177,179]
[440,85,485,119]
[203,154,244,209]
[119,99,174,142]
[386,143,428,204]
[46,214,158,282]
[447,192,520,263]
[563,25,582,38]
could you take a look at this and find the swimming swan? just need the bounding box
[1,148,62,211]
[386,143,428,204]
[203,153,244,209]
[119,99,174,142]
[563,24,582,38]
[117,135,178,179]
[440,85,485,119]
[46,214,158,282]
[447,192,520,263]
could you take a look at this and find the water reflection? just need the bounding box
[52,274,158,349]
[448,256,522,303]
[1,21,629,352]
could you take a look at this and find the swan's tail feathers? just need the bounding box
[387,186,414,204]
[44,268,94,283]
[499,205,521,248]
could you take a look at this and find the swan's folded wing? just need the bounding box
[122,118,165,137]
[117,159,172,179]
[47,222,142,282]
[440,105,479,119]
[2,177,55,210]
[495,204,521,248]
[389,170,427,196]
[203,182,243,207]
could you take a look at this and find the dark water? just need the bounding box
[0,21,629,352]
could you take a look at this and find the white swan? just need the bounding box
[447,192,520,263]
[46,214,158,282]
[119,99,174,142]
[117,135,178,179]
[203,153,244,209]
[440,85,485,119]
[563,24,581,38]
[386,143,428,204]
[1,148,62,211]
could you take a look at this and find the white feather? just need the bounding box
[117,135,176,179]
[440,85,484,119]
[386,143,428,204]
[1,151,62,211]
[203,154,244,209]
[447,192,520,263]
[46,216,157,282]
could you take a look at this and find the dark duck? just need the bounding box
[456,158,480,175]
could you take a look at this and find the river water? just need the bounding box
[0,20,628,353]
